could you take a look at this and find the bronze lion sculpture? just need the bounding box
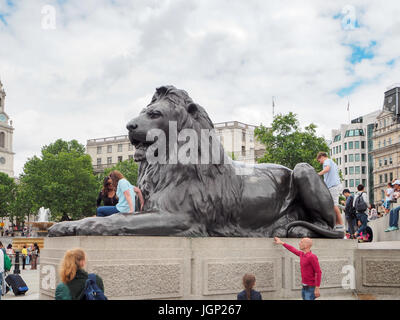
[49,85,343,238]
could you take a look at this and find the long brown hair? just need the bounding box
[101,176,114,195]
[109,170,125,189]
[242,274,256,300]
[59,249,86,283]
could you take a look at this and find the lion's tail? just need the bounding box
[286,221,344,239]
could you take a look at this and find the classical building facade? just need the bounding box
[371,85,400,204]
[214,121,266,163]
[86,135,134,173]
[86,121,266,172]
[330,110,380,201]
[0,80,15,177]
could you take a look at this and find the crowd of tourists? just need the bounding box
[317,151,399,241]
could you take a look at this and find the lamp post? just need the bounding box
[14,251,21,274]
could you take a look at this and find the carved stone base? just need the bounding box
[39,236,359,300]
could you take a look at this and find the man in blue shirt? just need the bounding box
[317,152,344,231]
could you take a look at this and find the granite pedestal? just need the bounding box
[39,236,358,300]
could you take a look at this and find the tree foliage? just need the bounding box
[254,112,330,171]
[0,172,16,219]
[20,139,98,220]
[97,159,139,187]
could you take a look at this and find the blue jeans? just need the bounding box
[356,213,368,235]
[96,206,119,217]
[301,286,315,300]
[389,206,400,227]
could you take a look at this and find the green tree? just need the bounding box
[97,159,139,187]
[20,139,98,220]
[9,182,37,226]
[254,112,330,171]
[0,172,16,219]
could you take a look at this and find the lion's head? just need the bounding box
[127,85,217,162]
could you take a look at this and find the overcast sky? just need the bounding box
[1,0,400,177]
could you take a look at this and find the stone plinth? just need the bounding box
[39,237,357,300]
[355,241,400,296]
[368,215,400,242]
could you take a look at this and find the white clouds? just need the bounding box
[0,0,400,176]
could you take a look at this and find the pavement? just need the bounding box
[2,266,40,300]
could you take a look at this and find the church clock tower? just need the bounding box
[0,79,15,177]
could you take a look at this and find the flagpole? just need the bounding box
[347,100,350,123]
[272,96,275,120]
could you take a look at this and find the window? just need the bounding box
[361,154,366,162]
[128,144,134,151]
[385,174,388,183]
[97,158,101,165]
[355,154,360,162]
[378,141,381,148]
[118,156,123,162]
[389,137,392,145]
[390,172,393,181]
[384,139,386,147]
[361,141,365,149]
[384,158,388,166]
[334,134,341,142]
[241,146,245,156]
[349,142,354,149]
[379,159,382,167]
[242,131,246,142]
[128,155,134,160]
[118,144,123,152]
[350,179,355,187]
[362,166,366,174]
[362,179,366,186]
[355,166,360,174]
[390,157,393,165]
[336,146,339,154]
[107,145,112,153]
[345,155,348,163]
[379,175,383,184]
[97,146,102,154]
[345,180,348,187]
[355,179,360,186]
[344,143,347,150]
[349,167,354,175]
[339,145,342,153]
[355,141,360,149]
[345,168,348,175]
[349,154,354,162]
[107,157,112,164]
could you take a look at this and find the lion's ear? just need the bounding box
[187,103,199,119]
[156,86,170,96]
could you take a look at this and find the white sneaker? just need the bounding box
[334,225,345,231]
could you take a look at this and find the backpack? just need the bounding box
[4,253,12,271]
[354,192,368,213]
[83,274,107,300]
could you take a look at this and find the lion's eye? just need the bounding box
[148,111,162,119]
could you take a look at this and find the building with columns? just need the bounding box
[371,85,400,204]
[86,121,266,172]
[0,79,15,177]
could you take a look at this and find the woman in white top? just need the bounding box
[383,183,394,214]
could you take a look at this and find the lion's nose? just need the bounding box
[127,122,138,131]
